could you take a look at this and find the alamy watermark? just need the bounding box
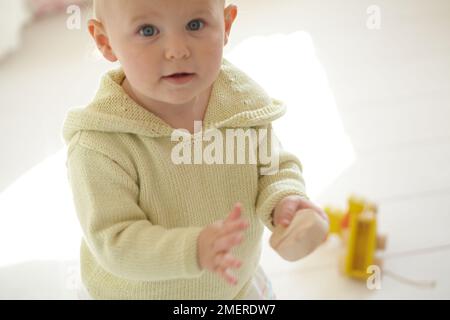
[66,5,81,30]
[367,5,382,30]
[170,121,280,175]
[366,265,382,290]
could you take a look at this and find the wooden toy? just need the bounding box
[270,209,329,261]
[325,195,387,280]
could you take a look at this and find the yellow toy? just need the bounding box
[325,195,387,280]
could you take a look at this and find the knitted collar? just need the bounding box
[63,59,286,143]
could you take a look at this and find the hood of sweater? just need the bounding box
[62,59,286,144]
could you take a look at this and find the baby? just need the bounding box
[63,0,328,300]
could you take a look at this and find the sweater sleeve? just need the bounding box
[255,124,309,232]
[66,142,205,282]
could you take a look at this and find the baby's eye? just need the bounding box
[139,25,159,37]
[186,19,205,31]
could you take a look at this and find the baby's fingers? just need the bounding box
[275,212,294,227]
[217,267,238,285]
[226,202,242,222]
[214,254,240,285]
[214,252,242,271]
[220,218,249,237]
[211,202,243,229]
[213,232,244,253]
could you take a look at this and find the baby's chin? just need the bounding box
[159,85,212,105]
[158,91,201,106]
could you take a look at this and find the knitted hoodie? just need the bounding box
[62,59,307,300]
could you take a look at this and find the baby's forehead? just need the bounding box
[96,0,224,19]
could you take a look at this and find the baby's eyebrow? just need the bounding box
[130,8,214,24]
[191,8,215,16]
[129,11,161,24]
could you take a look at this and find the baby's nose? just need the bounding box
[164,36,190,60]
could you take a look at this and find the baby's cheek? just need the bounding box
[201,31,225,53]
[200,44,224,74]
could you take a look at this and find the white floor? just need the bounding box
[0,0,449,299]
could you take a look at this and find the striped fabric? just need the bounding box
[242,266,277,300]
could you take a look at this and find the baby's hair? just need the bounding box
[92,0,228,20]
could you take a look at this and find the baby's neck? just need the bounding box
[122,77,212,134]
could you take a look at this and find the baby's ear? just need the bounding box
[223,5,238,46]
[88,19,118,62]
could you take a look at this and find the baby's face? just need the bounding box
[91,0,236,105]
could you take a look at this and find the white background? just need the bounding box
[0,0,449,299]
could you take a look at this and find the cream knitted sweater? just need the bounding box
[62,59,307,300]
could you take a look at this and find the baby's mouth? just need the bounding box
[163,72,195,78]
[162,72,196,85]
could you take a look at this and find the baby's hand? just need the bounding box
[272,195,329,228]
[197,202,249,285]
